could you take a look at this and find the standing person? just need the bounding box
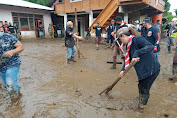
[169,18,177,81]
[56,24,61,38]
[3,21,9,33]
[37,24,44,39]
[135,20,140,32]
[0,21,5,32]
[93,21,102,50]
[165,21,173,53]
[7,22,16,37]
[118,27,160,109]
[143,19,160,59]
[153,20,161,34]
[110,16,128,69]
[13,23,18,38]
[48,24,54,39]
[0,26,24,103]
[170,18,177,46]
[65,21,84,64]
[106,19,115,48]
[139,21,147,37]
[171,38,177,81]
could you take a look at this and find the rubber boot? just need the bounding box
[110,56,117,69]
[170,64,177,81]
[71,56,76,62]
[168,46,171,53]
[138,94,149,109]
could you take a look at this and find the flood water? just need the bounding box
[0,38,177,118]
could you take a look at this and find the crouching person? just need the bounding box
[118,27,160,109]
[65,21,83,64]
[0,28,24,103]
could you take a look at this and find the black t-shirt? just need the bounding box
[93,26,102,37]
[107,24,115,35]
[145,26,160,52]
[165,24,172,35]
[65,27,75,48]
[7,25,15,33]
[38,27,44,32]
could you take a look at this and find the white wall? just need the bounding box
[21,31,36,38]
[43,13,52,36]
[0,9,13,24]
[0,5,52,38]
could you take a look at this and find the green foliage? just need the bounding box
[164,0,171,13]
[162,0,173,24]
[24,0,50,5]
[174,9,177,16]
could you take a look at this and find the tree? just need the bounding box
[164,0,171,13]
[175,9,177,16]
[24,0,50,5]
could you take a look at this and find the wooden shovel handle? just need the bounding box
[99,57,140,95]
[116,40,125,54]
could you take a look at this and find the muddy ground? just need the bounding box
[0,37,177,118]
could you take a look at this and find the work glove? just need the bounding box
[153,46,157,52]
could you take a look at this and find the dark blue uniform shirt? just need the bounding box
[122,36,160,80]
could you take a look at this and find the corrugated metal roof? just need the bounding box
[0,0,53,11]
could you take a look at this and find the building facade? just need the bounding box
[0,0,53,38]
[50,0,165,36]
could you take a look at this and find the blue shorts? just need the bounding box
[39,31,44,36]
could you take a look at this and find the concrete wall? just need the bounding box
[0,5,52,38]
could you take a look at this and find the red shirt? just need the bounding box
[3,24,9,33]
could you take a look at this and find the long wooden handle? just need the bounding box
[116,40,125,54]
[99,58,140,95]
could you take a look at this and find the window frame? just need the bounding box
[12,12,42,31]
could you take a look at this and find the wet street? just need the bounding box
[0,38,177,118]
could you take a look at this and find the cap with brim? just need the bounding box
[117,27,129,38]
[143,19,151,23]
[135,20,139,23]
[115,16,122,22]
[111,19,115,22]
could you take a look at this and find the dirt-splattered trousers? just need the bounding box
[0,66,20,94]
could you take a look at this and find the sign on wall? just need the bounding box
[70,0,82,3]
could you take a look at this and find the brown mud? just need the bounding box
[0,38,177,118]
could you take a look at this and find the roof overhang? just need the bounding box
[0,0,54,11]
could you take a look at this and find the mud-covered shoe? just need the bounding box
[67,59,72,64]
[10,91,21,103]
[71,56,76,62]
[138,94,149,109]
[110,65,116,69]
[97,47,99,50]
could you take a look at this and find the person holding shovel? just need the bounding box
[110,16,128,69]
[0,26,24,103]
[118,27,160,109]
[65,21,84,64]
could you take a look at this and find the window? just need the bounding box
[20,18,29,31]
[12,12,43,31]
[29,18,34,30]
[13,17,19,28]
